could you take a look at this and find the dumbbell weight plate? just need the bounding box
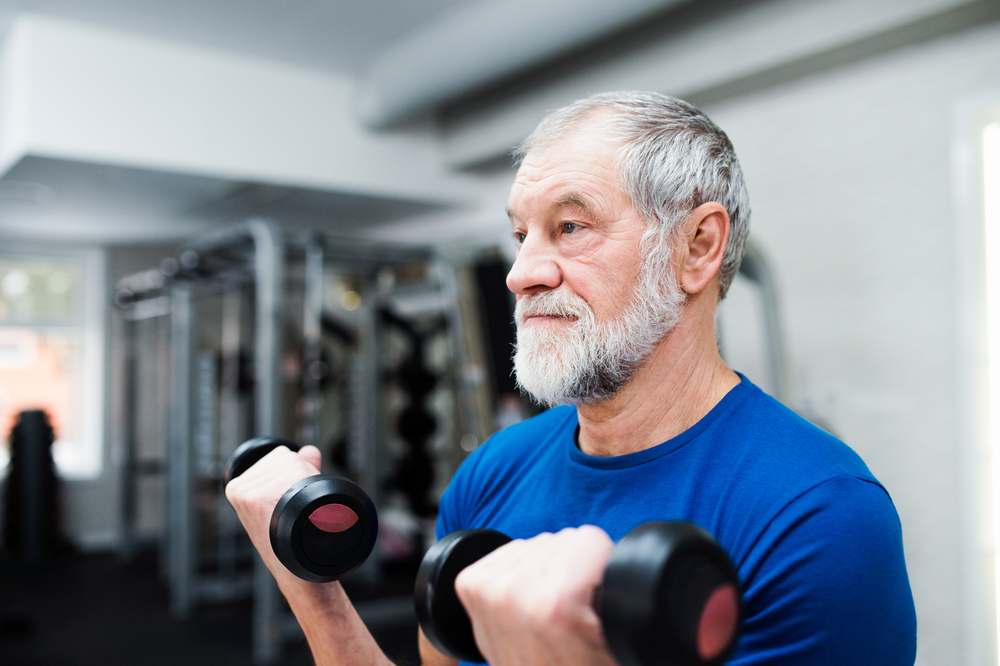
[599,522,742,666]
[270,474,378,583]
[225,436,378,584]
[414,529,512,663]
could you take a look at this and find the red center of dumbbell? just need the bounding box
[697,582,739,660]
[308,503,359,533]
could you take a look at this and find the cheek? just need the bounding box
[569,263,641,321]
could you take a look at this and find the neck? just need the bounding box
[574,299,739,458]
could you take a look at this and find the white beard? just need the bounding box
[512,255,685,407]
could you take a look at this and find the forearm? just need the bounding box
[224,446,395,666]
[278,575,395,666]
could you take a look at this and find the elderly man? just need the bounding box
[226,92,916,665]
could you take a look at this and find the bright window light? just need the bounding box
[0,250,103,479]
[984,120,1000,658]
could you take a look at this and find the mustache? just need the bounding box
[515,291,592,325]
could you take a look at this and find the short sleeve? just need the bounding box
[435,441,487,539]
[731,476,917,665]
[436,473,463,540]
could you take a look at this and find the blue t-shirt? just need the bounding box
[437,375,916,665]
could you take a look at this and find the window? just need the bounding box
[0,247,104,479]
[986,117,1000,664]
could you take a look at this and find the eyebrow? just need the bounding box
[553,193,595,215]
[506,192,597,223]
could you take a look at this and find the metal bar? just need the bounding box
[737,241,792,405]
[119,315,138,562]
[248,220,286,666]
[301,236,324,450]
[195,351,218,477]
[122,295,172,321]
[349,272,382,584]
[436,260,483,446]
[157,305,173,581]
[217,281,244,583]
[168,280,195,619]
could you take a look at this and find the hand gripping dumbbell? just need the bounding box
[224,437,378,583]
[414,522,741,666]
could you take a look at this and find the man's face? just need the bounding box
[505,125,684,406]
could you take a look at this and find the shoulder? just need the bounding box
[702,379,898,555]
[727,380,874,478]
[712,380,884,507]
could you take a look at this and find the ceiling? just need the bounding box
[0,0,470,76]
[0,156,452,243]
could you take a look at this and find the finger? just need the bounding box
[298,445,322,471]
[226,446,314,511]
[235,446,305,487]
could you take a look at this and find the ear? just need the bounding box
[677,202,730,295]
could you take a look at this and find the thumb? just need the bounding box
[298,445,322,472]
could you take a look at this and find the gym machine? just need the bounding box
[114,220,489,664]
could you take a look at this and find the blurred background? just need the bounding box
[0,0,998,664]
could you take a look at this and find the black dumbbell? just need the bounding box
[414,522,741,666]
[224,437,378,583]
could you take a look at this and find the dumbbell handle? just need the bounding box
[225,436,300,485]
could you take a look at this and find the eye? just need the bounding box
[561,222,579,234]
[513,231,526,244]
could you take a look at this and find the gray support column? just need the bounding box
[168,280,195,619]
[301,237,324,450]
[119,315,138,562]
[217,282,244,582]
[157,307,173,581]
[349,272,382,584]
[436,260,483,446]
[248,220,286,665]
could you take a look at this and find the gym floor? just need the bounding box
[0,551,421,666]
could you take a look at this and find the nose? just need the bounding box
[506,234,561,296]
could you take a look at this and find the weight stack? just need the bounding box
[2,410,64,566]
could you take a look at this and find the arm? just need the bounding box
[225,445,458,666]
[732,476,917,665]
[420,628,459,666]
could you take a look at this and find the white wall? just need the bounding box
[706,22,1000,666]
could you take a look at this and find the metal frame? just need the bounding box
[115,220,464,664]
[249,220,287,665]
[168,280,195,617]
[736,240,791,406]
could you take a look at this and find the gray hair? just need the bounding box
[515,91,750,298]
